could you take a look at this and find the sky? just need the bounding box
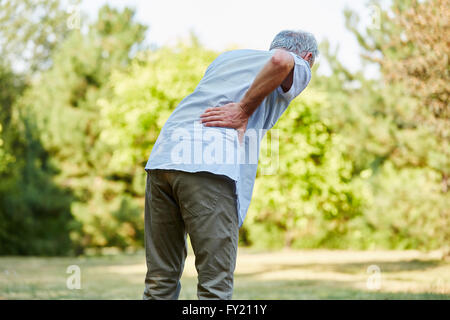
[78,0,384,76]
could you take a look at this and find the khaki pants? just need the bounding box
[142,169,239,300]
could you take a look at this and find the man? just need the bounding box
[143,30,318,300]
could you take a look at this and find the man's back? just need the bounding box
[166,49,281,125]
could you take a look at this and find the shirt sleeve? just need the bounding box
[276,52,312,101]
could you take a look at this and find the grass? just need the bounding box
[0,248,449,300]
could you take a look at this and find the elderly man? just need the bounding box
[143,30,318,300]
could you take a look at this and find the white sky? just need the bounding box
[79,0,385,76]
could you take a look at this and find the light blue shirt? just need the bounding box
[145,49,311,227]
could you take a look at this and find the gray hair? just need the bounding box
[269,30,319,65]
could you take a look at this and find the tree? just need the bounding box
[21,5,147,252]
[311,0,450,249]
[0,63,73,255]
[344,0,449,184]
[0,0,81,255]
[0,0,76,73]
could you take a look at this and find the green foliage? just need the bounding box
[0,66,73,255]
[0,124,12,173]
[311,0,450,250]
[0,65,18,173]
[0,0,76,73]
[0,0,79,255]
[354,163,449,249]
[1,0,447,255]
[245,89,364,248]
[17,5,147,253]
[31,5,144,252]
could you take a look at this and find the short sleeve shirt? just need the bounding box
[145,49,311,227]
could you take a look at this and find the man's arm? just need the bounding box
[200,49,294,135]
[238,49,294,116]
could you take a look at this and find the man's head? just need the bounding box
[269,30,318,68]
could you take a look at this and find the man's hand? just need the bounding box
[199,49,294,144]
[200,102,249,142]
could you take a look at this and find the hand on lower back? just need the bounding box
[200,102,248,143]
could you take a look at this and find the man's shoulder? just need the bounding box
[215,49,272,62]
[204,49,273,75]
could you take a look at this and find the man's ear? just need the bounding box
[305,52,313,61]
[302,52,313,63]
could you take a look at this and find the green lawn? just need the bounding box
[1,248,449,299]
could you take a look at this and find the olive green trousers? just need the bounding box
[142,169,239,300]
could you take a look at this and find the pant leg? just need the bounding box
[171,170,239,300]
[143,169,188,300]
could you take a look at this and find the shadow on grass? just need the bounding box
[234,259,444,277]
[179,276,449,300]
[178,258,449,300]
[232,278,449,300]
